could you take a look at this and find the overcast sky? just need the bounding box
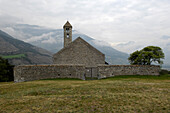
[0,0,170,53]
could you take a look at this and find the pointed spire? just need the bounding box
[63,21,72,28]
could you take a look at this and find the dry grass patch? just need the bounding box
[0,75,170,112]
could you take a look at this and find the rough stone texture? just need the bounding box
[14,65,85,82]
[63,21,72,48]
[98,65,160,78]
[14,64,160,82]
[53,37,105,67]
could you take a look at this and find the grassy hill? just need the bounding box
[0,75,169,112]
[0,54,26,59]
[0,30,53,65]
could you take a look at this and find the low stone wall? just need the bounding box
[98,65,160,78]
[14,64,85,82]
[14,64,160,82]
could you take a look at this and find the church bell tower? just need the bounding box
[63,21,72,48]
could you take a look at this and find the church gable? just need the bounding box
[76,37,104,56]
[53,37,105,67]
[54,37,104,57]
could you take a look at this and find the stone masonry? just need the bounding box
[98,65,160,78]
[14,65,160,82]
[63,21,72,48]
[14,64,85,82]
[53,37,105,67]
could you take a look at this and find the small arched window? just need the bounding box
[67,33,69,38]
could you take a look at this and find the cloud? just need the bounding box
[1,26,28,40]
[161,35,170,40]
[110,37,170,65]
[91,39,111,47]
[0,15,22,27]
[41,36,57,44]
[0,0,170,54]
[25,32,55,43]
[111,41,144,53]
[116,41,135,47]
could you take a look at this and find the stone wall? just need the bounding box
[14,64,160,82]
[14,64,85,82]
[98,65,160,78]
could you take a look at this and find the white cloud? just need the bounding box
[111,37,170,54]
[161,35,170,40]
[41,36,57,44]
[1,26,27,40]
[0,15,22,27]
[91,39,111,47]
[0,0,170,54]
[25,32,55,42]
[111,41,144,53]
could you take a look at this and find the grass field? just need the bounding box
[0,75,170,113]
[0,54,25,59]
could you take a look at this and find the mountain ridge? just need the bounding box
[2,24,170,67]
[2,24,129,65]
[0,30,53,65]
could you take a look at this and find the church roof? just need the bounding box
[53,37,104,57]
[63,21,72,28]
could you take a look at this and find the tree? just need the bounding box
[0,57,14,82]
[128,46,165,65]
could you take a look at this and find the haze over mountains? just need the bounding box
[0,30,53,65]
[1,24,170,67]
[1,24,129,65]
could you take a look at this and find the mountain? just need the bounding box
[163,48,170,68]
[2,24,129,65]
[0,30,53,65]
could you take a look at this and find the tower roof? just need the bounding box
[63,21,72,28]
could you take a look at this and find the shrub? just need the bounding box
[160,69,169,75]
[0,57,14,82]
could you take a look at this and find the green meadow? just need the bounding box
[0,75,169,113]
[0,54,26,59]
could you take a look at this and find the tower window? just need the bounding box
[67,33,69,38]
[66,28,69,32]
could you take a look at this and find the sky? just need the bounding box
[0,0,170,53]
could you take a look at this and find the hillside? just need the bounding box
[2,24,129,64]
[0,30,53,65]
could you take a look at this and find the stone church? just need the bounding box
[53,21,105,67]
[14,21,160,82]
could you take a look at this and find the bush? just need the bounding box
[0,57,14,82]
[160,69,169,75]
[168,71,170,74]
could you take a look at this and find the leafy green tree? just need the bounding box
[0,57,14,82]
[128,46,165,65]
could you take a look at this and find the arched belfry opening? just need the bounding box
[63,21,72,48]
